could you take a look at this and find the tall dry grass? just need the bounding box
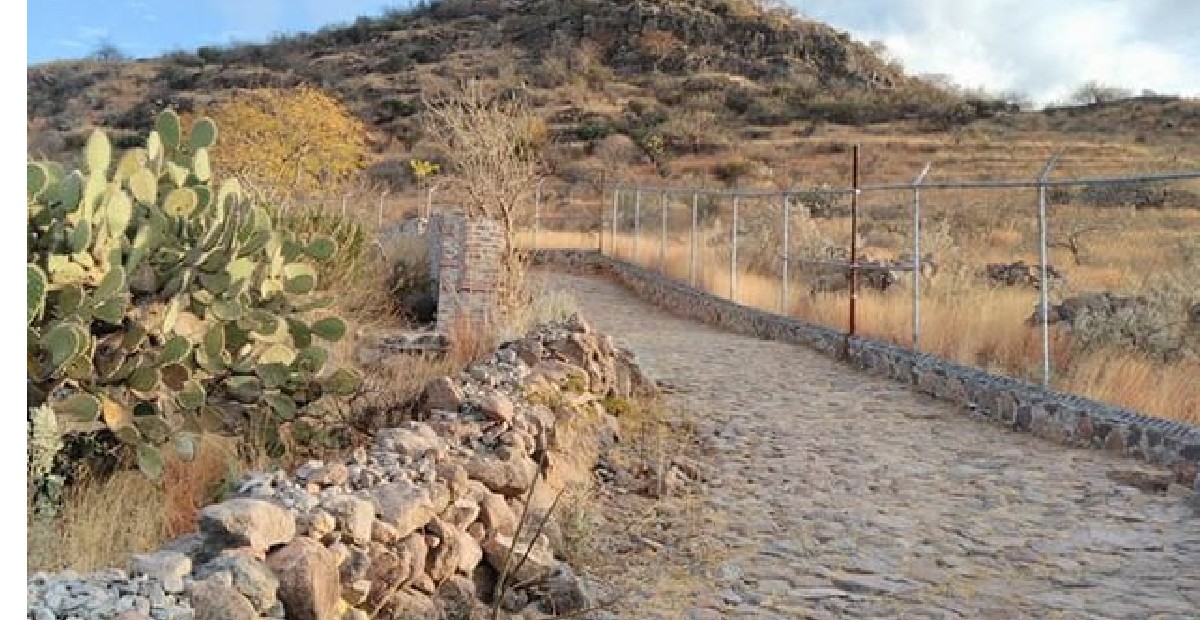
[28,435,242,573]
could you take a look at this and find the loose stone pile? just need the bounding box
[29,314,653,620]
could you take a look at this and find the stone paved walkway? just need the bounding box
[542,271,1200,620]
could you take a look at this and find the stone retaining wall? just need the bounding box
[29,315,654,620]
[533,249,1200,490]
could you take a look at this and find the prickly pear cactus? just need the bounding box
[27,110,361,479]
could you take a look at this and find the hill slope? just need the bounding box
[26,0,1200,190]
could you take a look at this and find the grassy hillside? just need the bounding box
[25,0,1200,192]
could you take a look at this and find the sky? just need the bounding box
[27,0,1200,106]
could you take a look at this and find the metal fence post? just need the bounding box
[533,184,541,251]
[1037,152,1063,387]
[378,190,387,227]
[690,192,699,286]
[731,195,739,302]
[609,188,619,256]
[633,190,641,262]
[911,163,932,351]
[781,193,790,313]
[660,191,668,273]
[849,145,860,339]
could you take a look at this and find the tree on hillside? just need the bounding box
[638,29,682,72]
[421,82,546,269]
[197,86,367,202]
[1070,80,1134,105]
[89,40,128,62]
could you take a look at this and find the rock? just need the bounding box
[310,463,350,487]
[266,537,341,620]
[467,522,486,541]
[371,519,401,545]
[362,548,408,610]
[376,424,443,457]
[198,499,296,554]
[298,510,337,539]
[339,546,372,584]
[465,454,539,497]
[830,573,917,595]
[456,529,484,575]
[411,573,437,595]
[436,575,479,619]
[478,391,516,423]
[401,534,428,587]
[114,612,153,620]
[1106,468,1172,493]
[423,377,465,412]
[189,576,258,620]
[437,462,471,499]
[131,551,191,594]
[425,520,462,585]
[512,338,545,367]
[195,553,279,612]
[323,496,375,544]
[477,492,518,536]
[985,261,1062,289]
[369,480,440,538]
[482,533,557,583]
[542,563,590,613]
[442,497,479,529]
[386,589,439,618]
[343,579,371,606]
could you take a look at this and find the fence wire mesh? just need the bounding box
[520,162,1200,424]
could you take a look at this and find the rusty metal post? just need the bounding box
[912,163,932,351]
[660,191,668,273]
[690,191,699,286]
[781,193,790,313]
[849,145,860,338]
[633,189,641,262]
[731,195,739,302]
[1037,151,1064,387]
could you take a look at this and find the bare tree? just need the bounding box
[89,39,128,62]
[421,81,545,269]
[1050,222,1109,265]
[1070,80,1133,105]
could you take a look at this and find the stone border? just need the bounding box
[532,249,1200,490]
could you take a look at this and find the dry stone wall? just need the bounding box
[28,315,654,620]
[533,249,1200,491]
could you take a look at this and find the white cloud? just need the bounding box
[77,26,109,40]
[791,0,1200,105]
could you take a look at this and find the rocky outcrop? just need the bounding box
[986,261,1063,289]
[28,315,653,619]
[1030,292,1149,326]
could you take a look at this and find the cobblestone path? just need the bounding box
[543,271,1200,620]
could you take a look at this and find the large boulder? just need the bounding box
[188,575,258,620]
[198,499,296,555]
[266,537,341,620]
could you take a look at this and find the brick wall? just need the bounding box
[429,213,506,332]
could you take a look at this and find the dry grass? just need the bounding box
[28,435,240,573]
[531,222,1200,425]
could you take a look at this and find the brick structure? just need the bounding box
[429,213,506,332]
